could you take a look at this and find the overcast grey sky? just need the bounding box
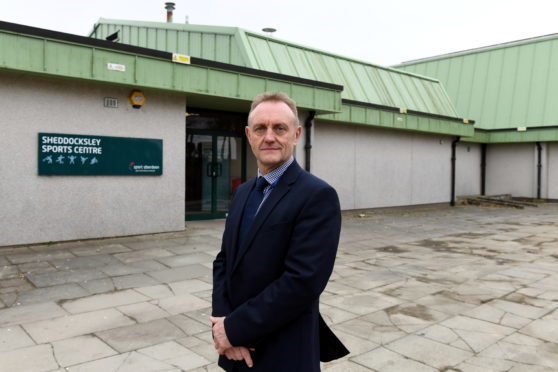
[2,0,558,66]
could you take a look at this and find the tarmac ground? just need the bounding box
[1,204,558,371]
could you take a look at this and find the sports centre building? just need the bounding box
[1,10,555,246]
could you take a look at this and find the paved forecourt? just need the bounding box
[0,204,558,371]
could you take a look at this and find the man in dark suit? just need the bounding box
[211,92,348,371]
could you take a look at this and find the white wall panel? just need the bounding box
[485,143,535,197]
[312,121,455,210]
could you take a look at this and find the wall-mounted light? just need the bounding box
[129,90,145,109]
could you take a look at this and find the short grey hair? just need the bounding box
[247,92,299,126]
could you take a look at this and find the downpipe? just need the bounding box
[304,111,316,172]
[536,142,542,199]
[450,136,461,206]
[480,143,487,196]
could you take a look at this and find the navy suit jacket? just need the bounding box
[212,160,348,371]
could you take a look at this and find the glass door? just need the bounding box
[186,132,243,220]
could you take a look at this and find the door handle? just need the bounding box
[207,162,220,178]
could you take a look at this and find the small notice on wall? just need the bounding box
[38,133,163,175]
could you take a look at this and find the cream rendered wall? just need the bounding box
[0,73,186,246]
[311,121,453,210]
[485,143,536,197]
[456,143,482,196]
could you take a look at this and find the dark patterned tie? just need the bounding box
[238,177,269,247]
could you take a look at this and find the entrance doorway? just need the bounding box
[186,109,247,220]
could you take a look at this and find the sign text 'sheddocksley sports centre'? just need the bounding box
[38,133,163,175]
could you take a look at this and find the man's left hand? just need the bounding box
[210,316,233,354]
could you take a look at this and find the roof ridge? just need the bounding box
[241,30,441,83]
[92,18,240,36]
[93,18,440,83]
[395,32,558,66]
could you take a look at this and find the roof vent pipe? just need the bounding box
[165,2,175,23]
[262,28,277,37]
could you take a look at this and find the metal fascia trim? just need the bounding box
[341,99,475,124]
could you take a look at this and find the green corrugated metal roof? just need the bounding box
[395,34,558,136]
[91,19,461,119]
[242,32,459,117]
[90,19,248,66]
[0,21,342,114]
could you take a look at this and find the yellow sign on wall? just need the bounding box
[172,53,191,64]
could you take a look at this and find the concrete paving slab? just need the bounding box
[488,299,550,319]
[177,306,213,327]
[70,244,132,257]
[320,303,360,324]
[167,279,213,295]
[95,318,185,353]
[0,344,58,372]
[0,265,20,280]
[134,284,175,299]
[520,317,558,344]
[61,289,149,314]
[114,248,174,263]
[167,314,211,336]
[0,325,35,352]
[17,261,56,275]
[324,329,379,356]
[185,341,219,364]
[23,308,135,343]
[0,301,67,328]
[322,292,404,315]
[352,346,437,371]
[455,356,517,372]
[79,277,116,295]
[386,334,473,369]
[438,315,516,352]
[322,360,377,371]
[51,334,117,367]
[157,252,215,268]
[334,316,406,345]
[154,293,211,315]
[66,351,175,372]
[15,283,89,306]
[147,264,211,283]
[27,268,107,288]
[112,273,160,290]
[463,303,532,329]
[50,255,121,270]
[100,264,146,277]
[117,301,170,323]
[0,277,33,293]
[138,341,211,370]
[7,250,75,265]
[478,333,558,370]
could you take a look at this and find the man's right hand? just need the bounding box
[224,346,254,368]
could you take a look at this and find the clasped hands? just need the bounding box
[210,316,254,368]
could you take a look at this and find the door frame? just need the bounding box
[186,128,247,221]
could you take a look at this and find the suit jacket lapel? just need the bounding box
[227,178,255,273]
[232,161,302,273]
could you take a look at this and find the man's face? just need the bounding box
[246,100,302,174]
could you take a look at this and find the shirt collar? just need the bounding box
[258,157,294,186]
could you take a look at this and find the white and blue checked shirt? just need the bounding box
[255,156,294,214]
